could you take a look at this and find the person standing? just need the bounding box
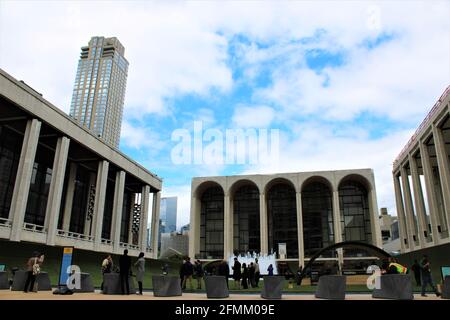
[232,257,242,289]
[119,249,131,295]
[411,259,421,287]
[194,260,204,290]
[217,259,230,289]
[182,257,194,290]
[134,252,145,295]
[241,263,249,289]
[420,255,440,297]
[248,262,255,288]
[267,264,274,276]
[24,251,43,293]
[100,255,113,292]
[296,265,303,286]
[179,258,186,287]
[254,258,260,287]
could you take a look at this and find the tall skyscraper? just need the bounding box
[69,36,128,148]
[159,197,177,250]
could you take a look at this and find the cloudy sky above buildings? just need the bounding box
[1,1,449,229]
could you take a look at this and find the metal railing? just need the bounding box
[119,242,140,251]
[0,217,12,227]
[56,229,94,242]
[23,223,47,233]
[393,85,450,167]
[101,238,113,245]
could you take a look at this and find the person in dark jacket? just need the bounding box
[267,264,274,276]
[241,263,249,289]
[232,257,242,289]
[254,258,261,287]
[420,255,440,297]
[194,260,204,289]
[411,259,421,287]
[248,262,256,288]
[217,259,230,288]
[24,251,44,293]
[179,258,186,286]
[182,257,194,290]
[119,249,131,295]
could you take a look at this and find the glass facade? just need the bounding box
[339,180,371,244]
[267,183,298,258]
[69,165,91,234]
[24,144,54,226]
[0,125,23,219]
[120,191,133,243]
[302,181,334,257]
[233,185,260,254]
[101,179,115,239]
[69,36,128,148]
[200,186,224,259]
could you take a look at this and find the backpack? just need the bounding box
[32,258,41,275]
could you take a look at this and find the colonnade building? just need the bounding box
[393,85,450,253]
[189,169,382,267]
[0,69,162,258]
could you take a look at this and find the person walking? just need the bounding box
[134,252,145,295]
[420,255,440,297]
[24,251,44,293]
[248,262,255,288]
[254,258,260,287]
[100,255,113,292]
[232,257,242,289]
[241,263,249,289]
[182,257,194,290]
[194,260,204,290]
[119,249,131,295]
[267,264,274,276]
[411,259,421,287]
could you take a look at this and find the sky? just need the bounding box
[1,1,449,229]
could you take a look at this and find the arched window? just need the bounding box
[302,181,334,257]
[200,186,224,259]
[339,180,371,243]
[267,183,298,258]
[233,184,260,254]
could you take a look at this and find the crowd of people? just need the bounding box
[21,249,444,296]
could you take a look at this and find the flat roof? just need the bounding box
[0,68,162,190]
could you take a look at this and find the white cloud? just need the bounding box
[232,105,275,128]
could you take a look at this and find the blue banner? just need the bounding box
[58,247,74,286]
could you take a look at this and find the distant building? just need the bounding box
[159,197,177,250]
[180,223,190,232]
[69,36,129,148]
[160,231,189,258]
[379,208,401,254]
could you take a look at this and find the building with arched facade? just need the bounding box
[189,169,382,268]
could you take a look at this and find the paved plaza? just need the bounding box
[0,290,442,300]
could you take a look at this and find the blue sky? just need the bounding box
[1,1,449,228]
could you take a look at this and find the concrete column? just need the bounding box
[139,185,150,253]
[93,160,109,249]
[393,173,409,251]
[332,190,343,266]
[62,163,77,231]
[368,188,382,248]
[259,193,268,255]
[296,192,305,268]
[419,142,441,245]
[112,171,126,252]
[9,119,41,241]
[150,191,161,259]
[400,166,418,248]
[45,136,70,245]
[432,125,450,234]
[409,154,428,245]
[223,193,231,259]
[189,195,197,259]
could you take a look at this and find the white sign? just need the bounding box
[278,243,287,259]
